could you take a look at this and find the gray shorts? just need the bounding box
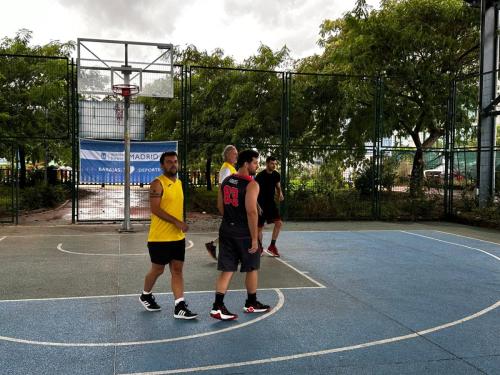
[217,235,260,272]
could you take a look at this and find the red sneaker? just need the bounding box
[265,244,280,257]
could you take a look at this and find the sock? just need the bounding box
[142,290,152,295]
[271,239,276,246]
[174,297,184,306]
[214,292,225,307]
[247,292,257,304]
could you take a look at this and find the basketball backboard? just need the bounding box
[77,38,174,98]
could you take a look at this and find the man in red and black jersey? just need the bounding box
[210,149,271,321]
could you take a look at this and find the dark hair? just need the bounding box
[160,151,178,164]
[266,156,277,163]
[237,149,259,167]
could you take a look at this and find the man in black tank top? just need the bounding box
[210,150,271,321]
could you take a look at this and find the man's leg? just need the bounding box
[170,260,198,319]
[216,271,234,294]
[245,270,258,294]
[258,226,264,255]
[267,217,282,257]
[169,260,184,299]
[140,263,165,311]
[243,271,270,313]
[143,263,165,293]
[271,219,282,242]
[205,238,217,261]
[211,271,238,320]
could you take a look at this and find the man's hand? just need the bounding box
[176,221,189,233]
[279,192,284,201]
[248,240,259,254]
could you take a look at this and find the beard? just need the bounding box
[165,168,177,177]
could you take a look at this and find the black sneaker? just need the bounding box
[205,241,217,260]
[174,301,198,320]
[210,303,238,321]
[139,293,161,312]
[243,300,270,313]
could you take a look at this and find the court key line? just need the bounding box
[115,229,500,374]
[56,240,194,256]
[400,231,500,262]
[274,257,326,289]
[434,230,500,248]
[0,289,284,347]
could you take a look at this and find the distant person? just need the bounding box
[256,156,284,257]
[210,149,270,321]
[139,151,197,320]
[205,145,238,260]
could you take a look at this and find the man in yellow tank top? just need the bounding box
[139,151,197,319]
[205,145,238,260]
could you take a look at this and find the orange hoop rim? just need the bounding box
[112,84,140,97]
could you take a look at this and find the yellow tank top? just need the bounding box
[148,175,185,242]
[219,162,237,183]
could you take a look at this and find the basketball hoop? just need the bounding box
[112,84,140,97]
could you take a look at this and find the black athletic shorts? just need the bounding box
[258,200,281,227]
[217,234,260,272]
[147,239,185,265]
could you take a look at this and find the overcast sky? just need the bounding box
[1,0,380,62]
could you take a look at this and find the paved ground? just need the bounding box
[0,223,498,374]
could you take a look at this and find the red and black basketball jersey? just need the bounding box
[220,174,253,237]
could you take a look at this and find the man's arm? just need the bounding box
[245,180,259,253]
[217,185,224,215]
[149,179,189,232]
[276,181,284,201]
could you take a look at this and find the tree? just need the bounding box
[0,29,74,187]
[178,44,288,190]
[315,0,479,195]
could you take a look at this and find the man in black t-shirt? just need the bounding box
[255,156,284,257]
[210,149,270,321]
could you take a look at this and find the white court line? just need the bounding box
[118,300,500,375]
[114,228,500,374]
[6,233,124,237]
[434,230,500,247]
[400,231,500,262]
[0,236,6,242]
[56,240,194,257]
[273,257,326,289]
[0,286,322,304]
[2,229,403,238]
[0,289,284,347]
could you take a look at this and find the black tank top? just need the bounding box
[219,174,253,237]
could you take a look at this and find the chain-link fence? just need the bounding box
[184,66,285,215]
[2,52,498,225]
[0,54,72,223]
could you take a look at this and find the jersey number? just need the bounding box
[223,186,239,207]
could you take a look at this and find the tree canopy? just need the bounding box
[0,1,482,194]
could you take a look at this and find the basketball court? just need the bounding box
[0,221,498,374]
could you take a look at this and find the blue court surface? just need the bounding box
[0,227,498,374]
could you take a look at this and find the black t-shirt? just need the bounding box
[255,170,280,204]
[219,174,253,237]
